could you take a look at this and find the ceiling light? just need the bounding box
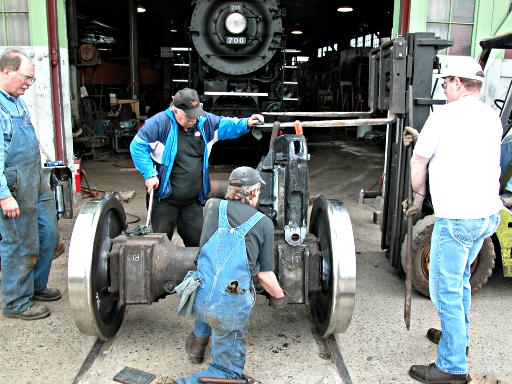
[291,30,303,35]
[137,2,146,13]
[170,28,178,33]
[337,6,353,12]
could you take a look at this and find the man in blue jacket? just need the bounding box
[130,88,263,246]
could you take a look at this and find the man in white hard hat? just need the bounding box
[404,56,502,383]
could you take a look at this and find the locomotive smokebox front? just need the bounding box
[190,0,285,76]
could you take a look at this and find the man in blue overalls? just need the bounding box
[173,166,286,383]
[0,50,60,320]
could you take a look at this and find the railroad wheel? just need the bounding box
[401,215,496,297]
[68,193,127,340]
[309,196,356,337]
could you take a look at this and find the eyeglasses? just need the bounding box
[441,78,454,89]
[15,71,36,84]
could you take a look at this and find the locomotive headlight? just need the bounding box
[225,12,247,35]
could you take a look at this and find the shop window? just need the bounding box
[350,34,380,48]
[427,0,475,55]
[0,0,30,46]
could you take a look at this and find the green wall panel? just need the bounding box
[392,0,401,37]
[28,0,68,49]
[29,0,48,46]
[58,0,68,49]
[473,0,510,57]
[398,0,511,57]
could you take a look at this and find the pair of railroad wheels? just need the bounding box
[401,215,496,297]
[68,194,357,340]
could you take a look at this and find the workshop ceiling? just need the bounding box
[74,0,394,61]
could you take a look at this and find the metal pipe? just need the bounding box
[400,0,412,35]
[46,0,65,161]
[257,114,396,129]
[65,0,81,131]
[208,179,228,198]
[269,121,280,149]
[128,0,139,98]
[390,116,405,268]
[263,111,373,118]
[404,85,414,330]
[198,378,248,384]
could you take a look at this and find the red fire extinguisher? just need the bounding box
[74,158,81,193]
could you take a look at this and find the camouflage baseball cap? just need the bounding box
[229,166,266,187]
[172,88,205,118]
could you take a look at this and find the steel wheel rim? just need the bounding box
[68,193,127,339]
[309,195,356,337]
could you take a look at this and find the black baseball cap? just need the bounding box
[171,88,205,118]
[229,167,266,187]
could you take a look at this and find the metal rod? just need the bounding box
[390,116,405,268]
[208,179,228,198]
[146,189,154,227]
[404,85,414,330]
[198,378,248,384]
[257,114,396,129]
[263,111,373,118]
[269,121,281,149]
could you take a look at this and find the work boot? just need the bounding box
[34,287,62,302]
[3,304,50,320]
[185,332,210,364]
[427,328,442,344]
[426,328,469,356]
[409,363,469,383]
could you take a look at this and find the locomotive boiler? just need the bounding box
[186,0,298,116]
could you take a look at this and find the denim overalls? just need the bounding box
[177,199,264,383]
[0,102,59,314]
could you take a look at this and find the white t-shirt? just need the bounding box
[413,96,503,219]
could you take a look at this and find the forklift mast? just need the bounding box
[377,33,452,268]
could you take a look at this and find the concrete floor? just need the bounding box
[1,136,511,384]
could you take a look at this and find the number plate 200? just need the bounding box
[226,36,246,45]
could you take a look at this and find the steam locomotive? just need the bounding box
[180,0,298,117]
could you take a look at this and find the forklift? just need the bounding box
[380,32,512,297]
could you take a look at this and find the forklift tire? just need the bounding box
[401,215,496,297]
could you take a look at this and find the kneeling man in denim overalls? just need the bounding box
[173,166,286,383]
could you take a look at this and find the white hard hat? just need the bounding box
[441,56,484,81]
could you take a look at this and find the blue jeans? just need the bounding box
[177,320,248,384]
[429,213,500,374]
[1,191,58,314]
